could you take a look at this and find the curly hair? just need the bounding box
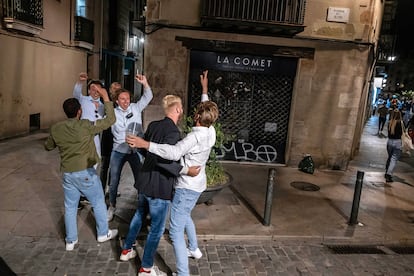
[194,101,219,127]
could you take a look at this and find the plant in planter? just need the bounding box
[181,114,234,204]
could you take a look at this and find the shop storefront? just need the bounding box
[188,50,298,164]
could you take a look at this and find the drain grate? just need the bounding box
[327,245,385,254]
[290,181,320,191]
[388,246,414,254]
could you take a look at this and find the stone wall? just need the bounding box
[142,28,372,168]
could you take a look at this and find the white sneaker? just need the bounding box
[138,266,167,276]
[119,248,137,261]
[187,247,202,259]
[97,229,118,242]
[107,206,116,221]
[65,239,78,251]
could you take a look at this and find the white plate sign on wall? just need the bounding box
[327,7,350,23]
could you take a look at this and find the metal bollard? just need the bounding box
[349,170,364,225]
[263,168,276,226]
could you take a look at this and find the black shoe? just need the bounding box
[385,174,393,183]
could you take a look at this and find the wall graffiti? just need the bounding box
[216,141,278,163]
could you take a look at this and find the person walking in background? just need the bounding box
[126,70,219,276]
[120,94,200,276]
[107,74,153,221]
[44,84,118,251]
[385,108,403,183]
[377,102,388,135]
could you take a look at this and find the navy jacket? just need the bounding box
[135,117,182,200]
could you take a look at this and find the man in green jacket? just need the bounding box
[45,84,118,251]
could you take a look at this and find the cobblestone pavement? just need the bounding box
[2,116,414,276]
[1,236,414,276]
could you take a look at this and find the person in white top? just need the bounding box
[126,71,219,276]
[73,73,105,159]
[107,74,153,221]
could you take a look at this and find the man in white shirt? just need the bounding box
[107,74,153,221]
[73,73,105,159]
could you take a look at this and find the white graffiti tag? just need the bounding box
[217,142,277,162]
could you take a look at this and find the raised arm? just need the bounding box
[200,70,209,102]
[134,74,153,109]
[73,72,88,100]
[89,84,115,133]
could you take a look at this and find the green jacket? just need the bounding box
[45,101,116,172]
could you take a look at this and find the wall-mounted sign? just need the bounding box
[190,50,297,76]
[327,7,350,23]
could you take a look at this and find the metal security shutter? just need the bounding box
[188,53,297,164]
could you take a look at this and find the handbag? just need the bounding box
[401,122,414,154]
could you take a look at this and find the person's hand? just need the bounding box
[136,74,149,88]
[92,84,109,102]
[126,135,149,149]
[187,166,201,177]
[200,70,208,93]
[79,72,88,81]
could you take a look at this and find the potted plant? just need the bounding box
[181,114,233,204]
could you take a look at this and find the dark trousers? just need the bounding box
[379,116,386,131]
[100,155,111,193]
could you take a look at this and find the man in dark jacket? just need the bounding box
[119,95,199,276]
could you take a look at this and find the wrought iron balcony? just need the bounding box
[74,15,94,49]
[2,0,43,35]
[201,0,306,36]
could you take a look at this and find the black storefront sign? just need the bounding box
[190,50,297,76]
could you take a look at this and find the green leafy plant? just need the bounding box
[181,114,234,187]
[401,90,414,99]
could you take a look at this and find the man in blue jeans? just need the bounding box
[45,84,118,251]
[120,95,200,276]
[127,71,218,276]
[107,74,153,221]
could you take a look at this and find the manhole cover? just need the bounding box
[290,182,320,191]
[326,245,385,254]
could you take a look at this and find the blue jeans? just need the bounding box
[123,194,170,268]
[386,139,402,175]
[62,168,108,242]
[169,188,201,276]
[109,150,142,206]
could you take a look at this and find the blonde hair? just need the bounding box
[162,95,182,113]
[194,101,219,127]
[388,109,402,135]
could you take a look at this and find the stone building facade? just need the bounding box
[0,1,143,139]
[141,0,384,169]
[0,0,384,169]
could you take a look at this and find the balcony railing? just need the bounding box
[2,0,43,34]
[74,15,94,46]
[2,0,43,25]
[201,0,306,36]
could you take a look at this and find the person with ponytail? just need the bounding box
[385,108,403,182]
